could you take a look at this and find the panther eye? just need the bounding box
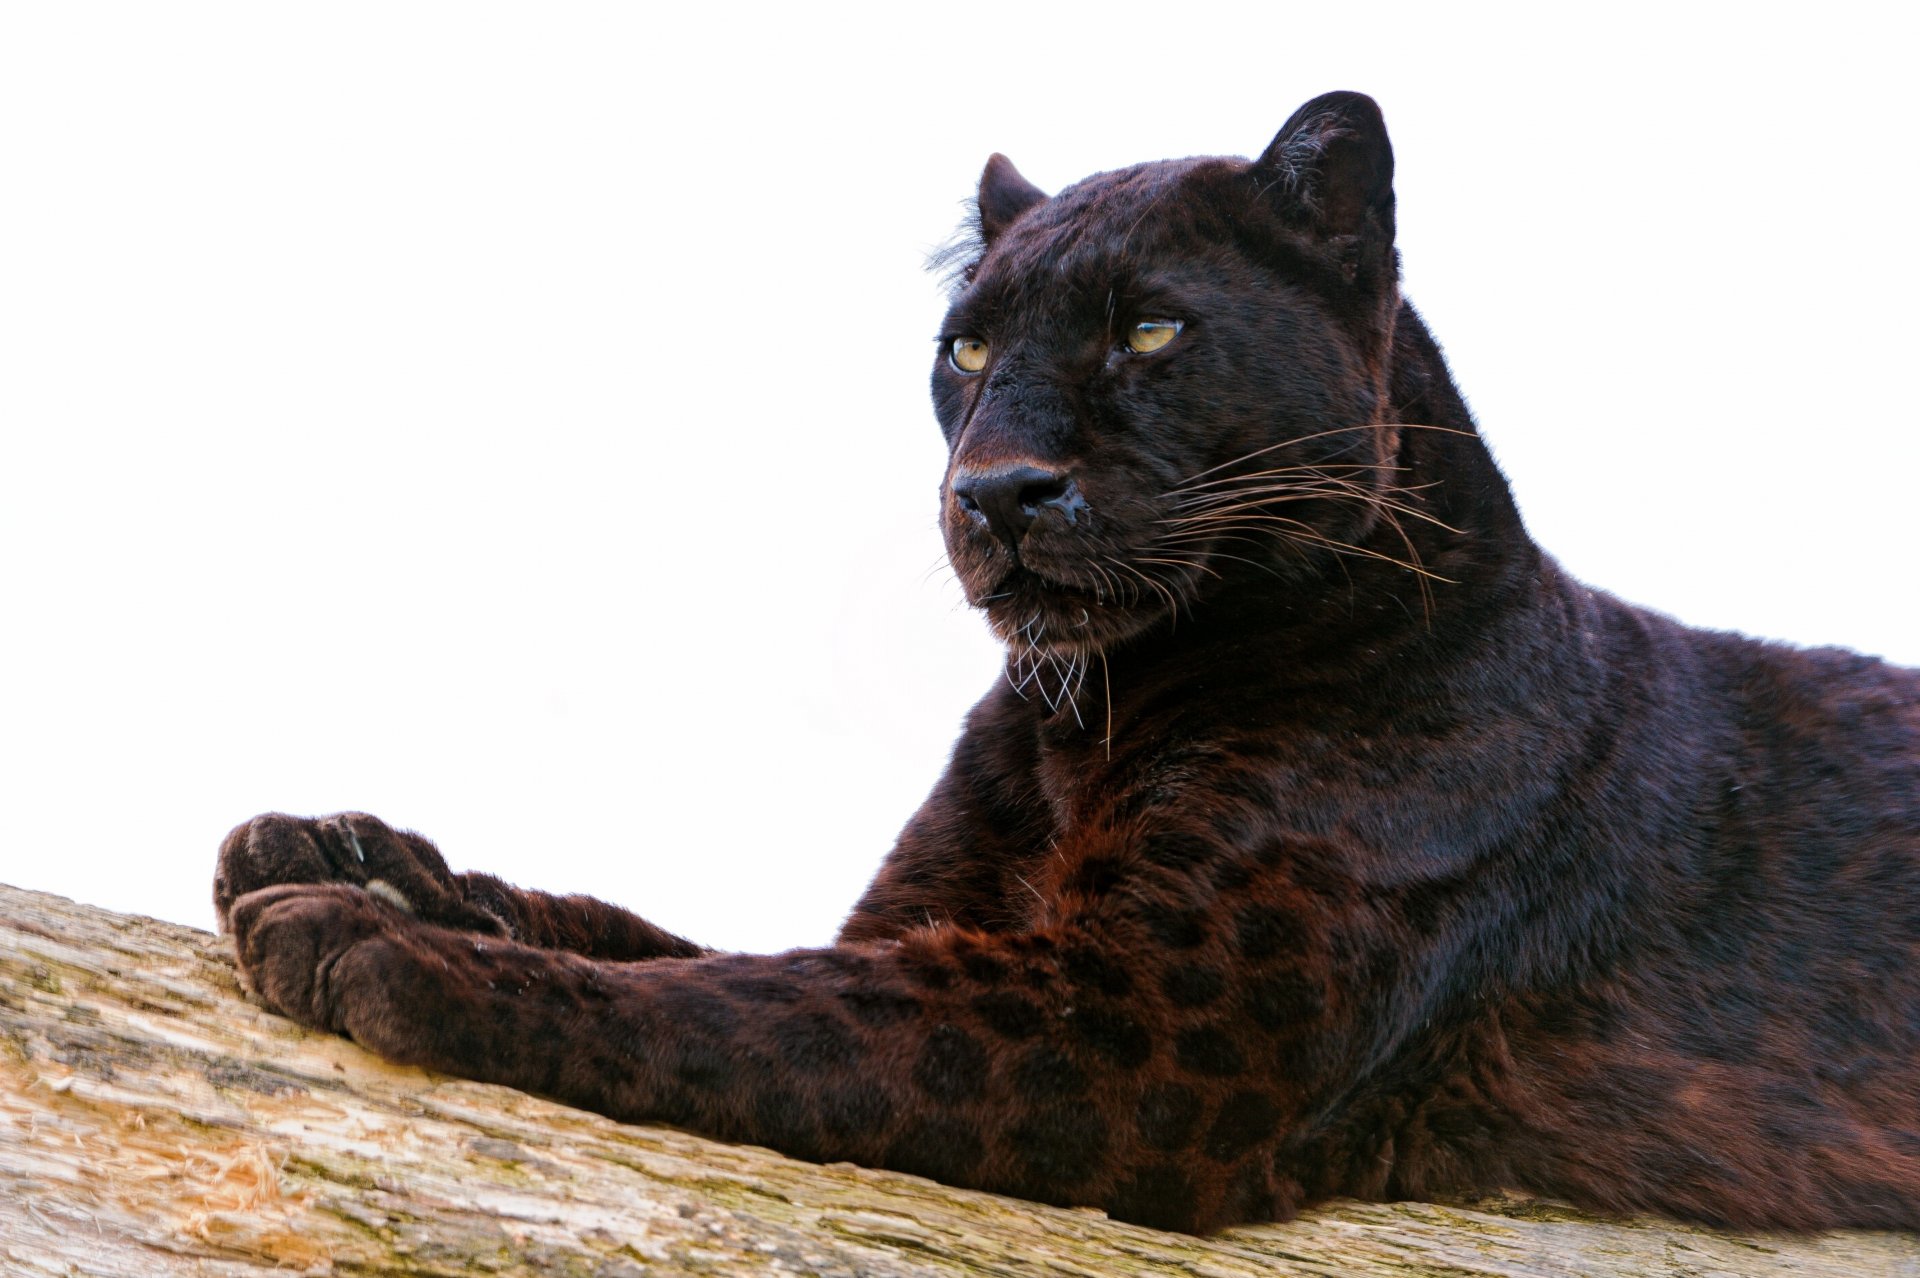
[1126,318,1183,354]
[949,337,990,374]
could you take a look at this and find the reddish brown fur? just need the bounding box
[216,93,1920,1234]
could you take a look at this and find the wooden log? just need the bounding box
[2,880,1916,1277]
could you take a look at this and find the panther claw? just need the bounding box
[317,814,368,865]
[364,879,416,914]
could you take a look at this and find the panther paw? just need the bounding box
[227,882,413,1035]
[214,811,509,939]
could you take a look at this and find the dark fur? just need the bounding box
[216,92,1920,1234]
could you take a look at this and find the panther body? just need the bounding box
[217,93,1920,1233]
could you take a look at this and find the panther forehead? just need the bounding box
[957,156,1248,309]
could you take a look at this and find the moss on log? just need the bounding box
[2,881,1916,1276]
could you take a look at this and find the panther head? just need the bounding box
[933,92,1409,663]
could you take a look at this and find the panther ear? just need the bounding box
[978,153,1048,242]
[1255,91,1395,244]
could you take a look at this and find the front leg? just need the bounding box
[216,812,703,961]
[229,818,1430,1234]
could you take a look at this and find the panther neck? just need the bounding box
[1384,299,1530,551]
[1055,302,1549,719]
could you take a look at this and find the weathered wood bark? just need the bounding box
[2,882,1915,1278]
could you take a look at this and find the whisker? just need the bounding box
[1157,517,1456,583]
[1003,661,1031,700]
[1061,653,1086,729]
[1136,555,1221,579]
[1100,650,1113,761]
[1161,461,1393,497]
[1107,555,1182,618]
[1166,480,1458,532]
[1161,422,1476,492]
[1173,548,1290,580]
[1354,486,1437,625]
[1163,486,1366,521]
[919,553,959,585]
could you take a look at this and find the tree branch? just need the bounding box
[2,881,1913,1277]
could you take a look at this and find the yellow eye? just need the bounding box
[949,337,990,373]
[1126,318,1183,354]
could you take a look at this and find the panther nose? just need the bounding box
[951,464,1081,547]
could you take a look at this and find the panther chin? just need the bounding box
[970,563,1169,662]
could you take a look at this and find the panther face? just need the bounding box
[932,102,1405,666]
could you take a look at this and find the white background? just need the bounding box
[2,5,1915,951]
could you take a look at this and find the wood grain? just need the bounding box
[3,881,1914,1276]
